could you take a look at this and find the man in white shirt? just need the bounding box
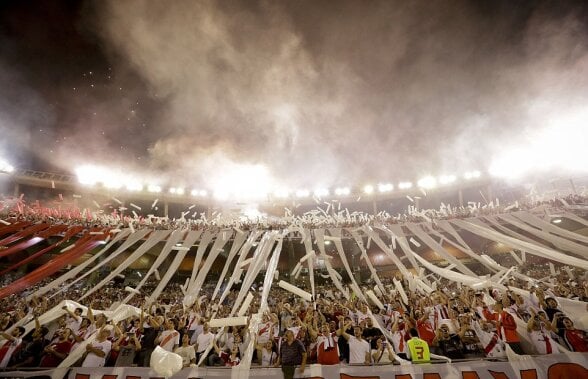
[338,320,371,365]
[196,322,214,363]
[63,307,83,334]
[156,319,180,352]
[81,329,112,367]
[175,334,196,367]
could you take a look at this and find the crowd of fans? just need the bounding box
[0,258,586,370]
[0,193,586,233]
[0,193,587,371]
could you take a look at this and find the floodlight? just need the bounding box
[75,165,98,186]
[363,185,374,194]
[147,184,162,193]
[464,171,481,180]
[417,176,437,189]
[378,183,393,193]
[169,187,177,194]
[335,187,350,196]
[314,188,329,197]
[191,189,199,196]
[199,190,208,197]
[438,175,456,185]
[103,178,122,189]
[0,159,14,174]
[398,182,413,190]
[125,181,143,192]
[176,188,185,195]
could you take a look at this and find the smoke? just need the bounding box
[25,1,588,188]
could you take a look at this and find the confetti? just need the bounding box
[130,203,141,210]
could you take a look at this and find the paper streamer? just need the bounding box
[125,286,140,295]
[150,346,183,377]
[299,251,315,263]
[0,220,11,225]
[211,231,248,301]
[208,316,249,328]
[451,219,588,269]
[366,290,385,309]
[60,244,75,252]
[237,292,254,317]
[393,278,408,305]
[79,230,170,301]
[278,280,312,302]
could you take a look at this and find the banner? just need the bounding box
[0,353,586,379]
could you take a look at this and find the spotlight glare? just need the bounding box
[363,185,374,194]
[295,189,310,198]
[191,189,199,196]
[417,176,437,189]
[314,188,329,197]
[274,189,290,198]
[169,187,177,194]
[214,190,229,201]
[199,190,208,197]
[176,188,185,195]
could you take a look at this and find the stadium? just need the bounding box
[1,1,588,379]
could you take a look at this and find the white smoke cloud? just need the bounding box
[81,0,588,189]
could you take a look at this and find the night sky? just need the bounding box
[1,0,587,193]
